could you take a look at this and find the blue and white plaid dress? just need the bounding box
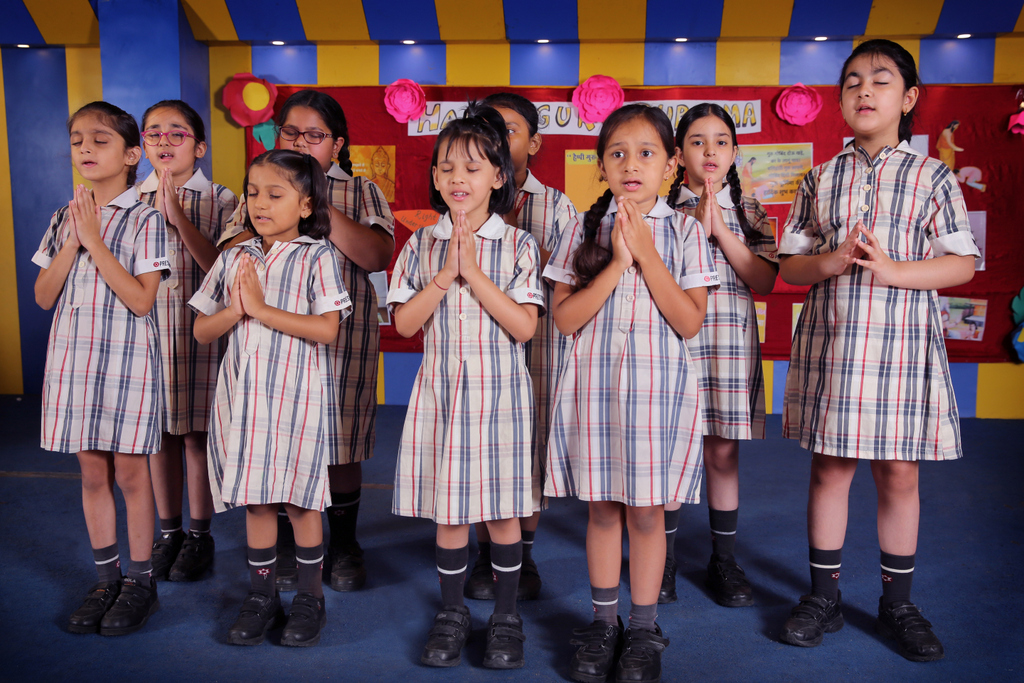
[779,142,980,461]
[33,188,170,454]
[387,213,544,525]
[516,171,577,508]
[543,197,719,506]
[222,164,394,466]
[139,169,238,435]
[189,235,351,512]
[674,185,777,440]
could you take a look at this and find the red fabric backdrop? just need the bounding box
[245,85,1024,361]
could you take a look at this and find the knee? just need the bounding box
[589,502,623,529]
[182,432,207,456]
[113,458,149,494]
[875,463,919,498]
[80,467,110,495]
[625,506,663,536]
[810,455,856,488]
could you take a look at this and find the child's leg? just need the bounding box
[149,434,185,580]
[165,431,216,582]
[422,523,473,667]
[228,504,283,646]
[624,505,665,630]
[588,501,625,624]
[704,435,755,607]
[112,452,155,579]
[482,517,522,616]
[518,511,542,598]
[465,521,495,599]
[68,451,121,633]
[325,462,366,591]
[284,503,325,599]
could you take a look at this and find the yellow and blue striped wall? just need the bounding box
[3,0,1024,416]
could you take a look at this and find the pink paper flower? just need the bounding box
[775,83,823,126]
[384,79,427,124]
[221,73,278,128]
[1009,110,1024,135]
[572,75,625,124]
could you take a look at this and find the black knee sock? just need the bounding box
[296,543,325,599]
[277,510,294,548]
[327,488,360,549]
[189,517,211,534]
[491,541,522,615]
[628,602,657,631]
[809,547,842,602]
[160,514,183,535]
[126,558,153,582]
[664,508,681,563]
[476,540,491,565]
[520,529,535,565]
[880,551,915,606]
[248,545,277,597]
[437,544,468,608]
[93,543,121,583]
[709,507,738,559]
[591,585,619,625]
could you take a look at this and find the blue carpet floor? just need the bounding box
[1,394,1021,682]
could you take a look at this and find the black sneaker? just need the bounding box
[151,529,184,582]
[706,555,754,607]
[99,576,159,636]
[227,591,283,646]
[67,580,122,634]
[421,605,471,667]
[615,624,669,683]
[281,593,326,647]
[517,557,542,601]
[482,612,526,669]
[570,617,623,683]
[779,592,843,647]
[876,598,944,662]
[464,553,495,600]
[328,543,366,592]
[168,531,215,582]
[658,558,677,604]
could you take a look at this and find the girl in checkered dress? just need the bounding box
[544,104,718,683]
[387,103,543,669]
[190,150,350,647]
[35,102,169,636]
[138,100,238,583]
[776,40,979,662]
[662,103,779,608]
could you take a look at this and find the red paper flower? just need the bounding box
[572,75,624,125]
[384,79,427,124]
[775,83,822,126]
[222,73,278,128]
[1009,110,1024,135]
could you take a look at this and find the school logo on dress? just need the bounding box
[527,292,535,299]
[335,300,342,306]
[154,261,160,267]
[704,276,711,282]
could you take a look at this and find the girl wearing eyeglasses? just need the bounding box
[137,99,239,585]
[220,90,396,595]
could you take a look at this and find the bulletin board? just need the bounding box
[245,84,1024,362]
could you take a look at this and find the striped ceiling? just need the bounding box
[3,0,1023,46]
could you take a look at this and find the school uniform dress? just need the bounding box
[221,164,394,466]
[33,188,170,454]
[674,186,777,440]
[139,169,238,435]
[543,197,720,506]
[189,236,351,512]
[515,170,577,508]
[387,213,544,526]
[779,142,980,461]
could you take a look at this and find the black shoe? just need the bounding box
[168,531,215,582]
[876,598,945,662]
[276,539,298,592]
[464,553,495,600]
[280,593,326,647]
[421,605,471,667]
[483,613,526,669]
[570,617,623,683]
[68,580,122,634]
[328,543,366,592]
[151,529,184,582]
[706,555,754,607]
[779,592,844,647]
[99,576,159,636]
[615,625,669,683]
[658,558,677,604]
[517,557,542,601]
[227,591,283,646]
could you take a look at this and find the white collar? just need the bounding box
[520,170,546,195]
[605,196,675,219]
[432,212,507,240]
[673,184,736,209]
[109,187,139,209]
[138,167,208,194]
[840,139,920,161]
[238,233,321,250]
[326,162,352,181]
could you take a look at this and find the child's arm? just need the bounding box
[157,169,220,273]
[73,186,162,316]
[327,205,395,273]
[194,266,245,344]
[34,207,81,310]
[779,224,863,286]
[392,228,460,338]
[455,213,539,343]
[618,198,708,339]
[236,256,340,344]
[696,178,777,295]
[852,225,975,289]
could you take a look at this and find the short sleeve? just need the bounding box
[506,230,545,312]
[778,169,819,256]
[206,184,239,246]
[386,232,423,310]
[188,249,234,315]
[677,213,720,291]
[542,211,585,286]
[357,178,396,236]
[309,245,352,320]
[133,208,171,278]
[743,198,780,263]
[924,165,980,258]
[217,201,249,247]
[32,206,71,270]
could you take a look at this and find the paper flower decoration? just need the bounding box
[775,83,823,126]
[222,73,278,128]
[1008,109,1024,135]
[572,75,625,125]
[384,79,427,124]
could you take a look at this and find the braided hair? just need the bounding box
[669,103,757,241]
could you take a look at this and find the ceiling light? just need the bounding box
[814,36,827,42]
[402,40,416,45]
[674,38,688,43]
[957,33,971,39]
[537,39,549,44]
[16,44,30,48]
[271,40,285,46]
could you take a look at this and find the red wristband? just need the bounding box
[432,276,449,291]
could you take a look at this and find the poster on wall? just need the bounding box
[564,149,602,214]
[939,296,987,341]
[735,144,813,204]
[968,211,986,271]
[369,272,391,326]
[351,145,397,203]
[755,301,767,343]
